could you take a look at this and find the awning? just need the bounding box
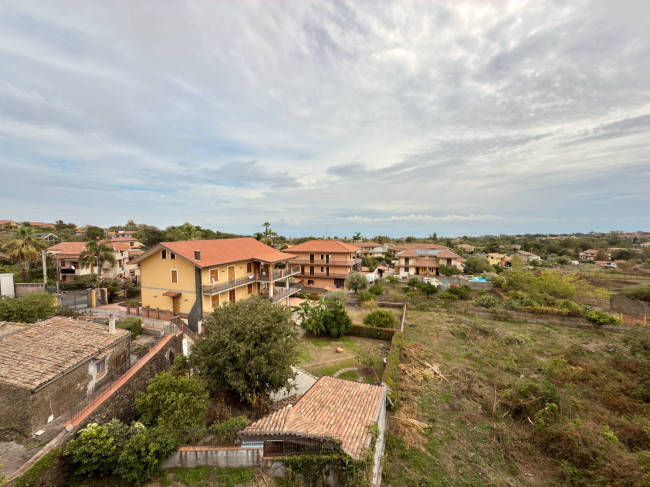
[163,291,181,298]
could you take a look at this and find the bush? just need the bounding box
[308,292,320,301]
[348,272,369,294]
[13,448,61,487]
[585,310,622,327]
[473,294,498,309]
[439,291,459,301]
[65,422,124,477]
[357,291,374,303]
[114,427,179,485]
[368,283,383,296]
[0,293,57,323]
[117,317,142,340]
[210,416,250,444]
[383,331,403,406]
[320,301,352,338]
[135,372,209,430]
[322,289,348,307]
[363,309,397,328]
[386,276,399,286]
[126,286,141,299]
[361,298,378,310]
[447,285,471,299]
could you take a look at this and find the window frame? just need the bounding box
[170,269,178,283]
[95,358,106,379]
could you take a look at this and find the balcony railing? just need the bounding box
[256,265,300,282]
[262,284,302,303]
[203,275,256,295]
[295,272,351,279]
[291,259,358,266]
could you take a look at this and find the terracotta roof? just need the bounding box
[110,237,138,242]
[487,253,507,258]
[397,250,418,257]
[47,241,88,258]
[436,250,460,259]
[131,237,295,268]
[241,376,385,459]
[110,242,130,252]
[415,259,440,267]
[359,241,383,248]
[0,317,130,391]
[287,240,361,253]
[390,244,449,252]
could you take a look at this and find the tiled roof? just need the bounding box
[47,241,88,258]
[359,241,383,248]
[241,376,385,459]
[110,237,138,242]
[487,253,506,258]
[397,250,418,257]
[131,237,295,268]
[0,317,130,391]
[390,243,449,252]
[436,250,460,259]
[288,240,361,253]
[415,259,440,267]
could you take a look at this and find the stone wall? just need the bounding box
[610,294,648,327]
[161,446,263,469]
[0,382,30,433]
[80,334,183,427]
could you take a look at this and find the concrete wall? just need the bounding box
[140,254,197,315]
[161,446,263,469]
[14,283,46,297]
[372,388,388,487]
[442,276,494,290]
[80,334,182,427]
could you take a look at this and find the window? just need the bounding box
[95,358,106,378]
[161,249,167,259]
[247,283,253,294]
[211,294,219,308]
[170,252,176,259]
[320,266,324,272]
[209,268,219,282]
[308,279,314,285]
[171,269,178,283]
[320,254,324,260]
[247,262,252,273]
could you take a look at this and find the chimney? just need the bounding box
[108,314,116,333]
[194,250,201,261]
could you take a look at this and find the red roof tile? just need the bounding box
[288,240,361,253]
[0,317,130,391]
[242,376,385,459]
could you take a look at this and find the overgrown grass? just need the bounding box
[383,307,650,486]
[154,467,255,486]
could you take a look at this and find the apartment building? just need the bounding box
[357,241,388,257]
[394,249,463,278]
[287,240,361,291]
[129,237,300,332]
[388,243,450,258]
[47,241,138,282]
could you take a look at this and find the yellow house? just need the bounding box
[486,253,511,267]
[130,237,299,332]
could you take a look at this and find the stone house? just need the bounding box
[0,317,130,435]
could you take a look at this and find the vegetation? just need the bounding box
[363,309,397,328]
[135,372,209,430]
[368,283,383,296]
[12,448,61,487]
[322,289,349,307]
[621,285,650,303]
[2,226,46,281]
[348,272,369,294]
[0,293,57,322]
[190,297,298,406]
[79,240,116,277]
[294,299,352,338]
[210,416,250,444]
[117,316,142,340]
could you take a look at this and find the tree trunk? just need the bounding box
[20,261,30,282]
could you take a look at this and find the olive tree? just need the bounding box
[348,272,369,294]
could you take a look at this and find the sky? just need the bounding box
[0,0,649,238]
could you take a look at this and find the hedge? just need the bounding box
[13,448,62,487]
[382,330,403,407]
[348,324,395,340]
[118,317,142,340]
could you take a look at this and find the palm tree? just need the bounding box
[79,240,116,277]
[3,226,45,281]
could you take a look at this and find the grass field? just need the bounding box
[383,307,650,486]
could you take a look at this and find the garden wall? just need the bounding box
[161,446,263,469]
[348,324,395,340]
[610,294,648,327]
[442,276,494,290]
[14,283,46,297]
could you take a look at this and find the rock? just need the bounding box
[336,347,344,353]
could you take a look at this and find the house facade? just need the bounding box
[511,250,541,263]
[0,317,130,436]
[287,240,361,291]
[486,253,511,267]
[357,241,388,257]
[130,237,300,332]
[388,243,450,259]
[47,241,140,282]
[579,249,599,260]
[394,249,462,278]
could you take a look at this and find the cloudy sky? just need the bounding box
[1,1,649,238]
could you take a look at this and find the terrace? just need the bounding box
[202,266,300,296]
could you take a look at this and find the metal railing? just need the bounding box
[203,266,300,295]
[291,259,357,266]
[256,266,300,282]
[264,285,302,302]
[295,271,351,278]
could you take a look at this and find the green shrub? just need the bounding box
[0,293,57,323]
[211,416,250,444]
[363,309,397,328]
[322,289,348,307]
[320,301,352,338]
[117,317,142,339]
[621,285,650,303]
[368,283,383,296]
[585,310,622,327]
[357,291,373,303]
[308,292,320,301]
[126,286,141,299]
[473,294,498,309]
[447,285,471,299]
[439,291,459,301]
[65,423,123,477]
[13,448,61,487]
[361,298,377,310]
[114,427,180,485]
[383,331,403,406]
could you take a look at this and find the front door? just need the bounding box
[229,289,236,303]
[172,297,179,315]
[326,255,330,264]
[228,266,235,281]
[334,278,345,288]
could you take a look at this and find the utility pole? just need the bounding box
[42,250,47,285]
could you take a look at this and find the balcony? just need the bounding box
[291,258,359,266]
[262,284,303,303]
[295,271,351,279]
[60,268,77,275]
[256,265,300,282]
[203,275,256,295]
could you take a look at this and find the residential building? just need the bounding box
[357,241,388,257]
[486,253,512,267]
[579,249,600,260]
[47,241,138,282]
[511,250,541,263]
[388,243,449,258]
[641,242,650,248]
[26,222,56,229]
[0,317,130,435]
[0,220,19,228]
[455,244,476,252]
[240,376,387,486]
[287,240,361,291]
[129,237,300,331]
[110,236,144,249]
[394,248,463,278]
[107,230,138,239]
[34,232,59,247]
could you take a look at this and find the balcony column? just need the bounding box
[286,277,290,290]
[269,281,274,298]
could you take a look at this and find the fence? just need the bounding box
[86,307,172,331]
[57,291,90,310]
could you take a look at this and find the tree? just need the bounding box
[189,297,298,406]
[0,293,57,322]
[464,256,491,275]
[322,289,349,307]
[115,427,179,485]
[135,372,208,429]
[79,240,116,277]
[363,309,396,328]
[85,226,105,240]
[347,272,369,294]
[2,226,46,281]
[166,223,204,241]
[386,275,400,287]
[421,282,439,298]
[134,226,166,249]
[262,222,276,246]
[439,265,461,276]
